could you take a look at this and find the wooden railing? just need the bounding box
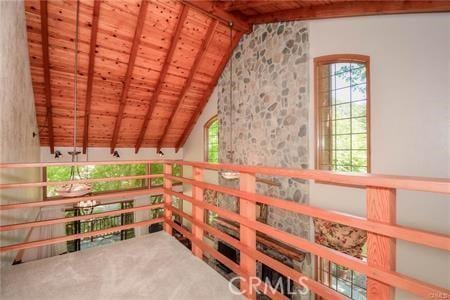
[0,160,449,300]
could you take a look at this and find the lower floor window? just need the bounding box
[318,258,367,299]
[65,200,135,252]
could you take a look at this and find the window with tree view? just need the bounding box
[46,164,147,198]
[315,55,370,172]
[205,115,219,163]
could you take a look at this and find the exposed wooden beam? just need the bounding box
[248,1,450,24]
[181,0,251,33]
[110,0,149,153]
[156,20,218,151]
[40,0,55,153]
[134,5,189,153]
[175,30,243,152]
[82,0,101,154]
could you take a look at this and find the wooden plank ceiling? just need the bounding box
[24,0,450,153]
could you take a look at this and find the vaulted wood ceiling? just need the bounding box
[24,0,450,153]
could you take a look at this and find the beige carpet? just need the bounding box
[1,232,242,300]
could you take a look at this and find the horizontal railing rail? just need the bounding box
[0,160,166,255]
[0,188,163,210]
[163,161,449,299]
[171,160,449,194]
[0,203,164,232]
[0,174,162,189]
[0,160,449,300]
[165,175,449,252]
[0,218,164,253]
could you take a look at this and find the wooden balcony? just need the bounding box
[0,160,449,299]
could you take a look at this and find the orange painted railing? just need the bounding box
[0,160,449,300]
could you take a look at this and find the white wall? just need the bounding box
[308,14,450,298]
[182,88,219,223]
[0,0,42,267]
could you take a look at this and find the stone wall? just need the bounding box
[216,21,311,283]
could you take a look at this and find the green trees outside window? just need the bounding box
[205,115,219,163]
[316,56,370,173]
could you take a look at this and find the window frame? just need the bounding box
[314,54,371,173]
[204,114,219,163]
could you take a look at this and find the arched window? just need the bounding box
[314,54,371,173]
[204,115,219,163]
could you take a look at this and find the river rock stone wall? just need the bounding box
[216,21,311,287]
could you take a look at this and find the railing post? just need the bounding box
[239,172,257,299]
[163,163,173,234]
[366,187,396,300]
[192,167,204,258]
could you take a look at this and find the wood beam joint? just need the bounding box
[181,0,251,33]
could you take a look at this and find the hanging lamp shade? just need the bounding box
[55,182,91,198]
[220,23,240,181]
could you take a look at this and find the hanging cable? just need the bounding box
[73,0,80,161]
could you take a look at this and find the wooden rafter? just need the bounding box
[134,5,189,153]
[82,0,101,154]
[248,1,450,24]
[156,19,218,152]
[40,0,55,154]
[110,0,149,153]
[181,0,251,32]
[175,30,243,151]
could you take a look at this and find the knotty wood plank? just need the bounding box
[175,30,243,151]
[40,0,55,153]
[156,19,218,151]
[82,0,101,153]
[110,0,149,153]
[134,5,189,153]
[181,0,251,32]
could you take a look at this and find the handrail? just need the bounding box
[0,159,165,168]
[0,218,164,253]
[165,175,450,252]
[171,160,450,194]
[0,203,164,232]
[1,159,448,193]
[162,161,449,299]
[0,174,162,189]
[165,189,448,298]
[0,188,164,210]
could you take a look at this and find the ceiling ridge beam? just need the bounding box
[175,30,243,152]
[134,5,189,153]
[40,0,55,154]
[181,0,251,33]
[156,19,218,152]
[248,1,450,24]
[82,0,102,154]
[110,0,149,153]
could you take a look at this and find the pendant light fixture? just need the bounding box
[220,22,240,180]
[56,0,92,200]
